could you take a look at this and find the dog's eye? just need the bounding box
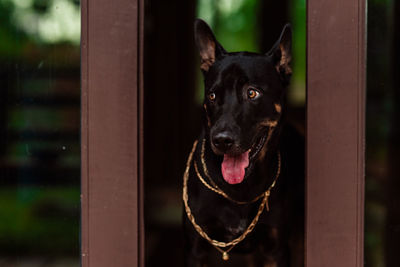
[208,92,216,101]
[247,88,260,100]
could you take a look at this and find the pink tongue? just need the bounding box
[221,151,249,184]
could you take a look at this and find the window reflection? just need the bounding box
[366,0,400,266]
[0,0,80,265]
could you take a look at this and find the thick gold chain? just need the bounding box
[182,140,281,260]
[197,137,280,204]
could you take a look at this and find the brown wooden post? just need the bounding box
[306,0,366,266]
[81,0,144,266]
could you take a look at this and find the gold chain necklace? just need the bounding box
[182,140,281,261]
[196,138,280,204]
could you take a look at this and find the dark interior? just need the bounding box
[143,0,305,266]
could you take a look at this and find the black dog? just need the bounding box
[183,19,304,267]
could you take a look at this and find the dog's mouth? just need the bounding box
[220,131,269,185]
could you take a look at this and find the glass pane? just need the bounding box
[0,0,81,265]
[144,0,305,266]
[365,0,400,266]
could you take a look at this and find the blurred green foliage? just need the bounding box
[0,0,80,60]
[0,187,80,255]
[198,0,260,52]
[289,0,306,105]
[0,0,80,261]
[0,0,80,45]
[8,107,78,131]
[0,0,26,57]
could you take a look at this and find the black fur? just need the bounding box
[183,19,304,267]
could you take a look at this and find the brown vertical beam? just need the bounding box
[81,0,141,266]
[81,0,89,265]
[138,0,145,266]
[306,0,365,266]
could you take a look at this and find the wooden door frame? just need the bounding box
[80,0,366,266]
[80,0,144,266]
[306,0,365,266]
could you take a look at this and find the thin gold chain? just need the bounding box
[182,140,281,260]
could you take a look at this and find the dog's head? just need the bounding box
[194,19,292,185]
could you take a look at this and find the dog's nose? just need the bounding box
[213,132,234,152]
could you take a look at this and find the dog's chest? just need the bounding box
[200,201,255,240]
[226,218,247,236]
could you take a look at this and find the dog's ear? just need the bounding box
[194,19,226,72]
[266,24,292,80]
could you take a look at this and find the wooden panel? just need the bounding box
[138,0,145,266]
[306,0,365,266]
[81,0,141,266]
